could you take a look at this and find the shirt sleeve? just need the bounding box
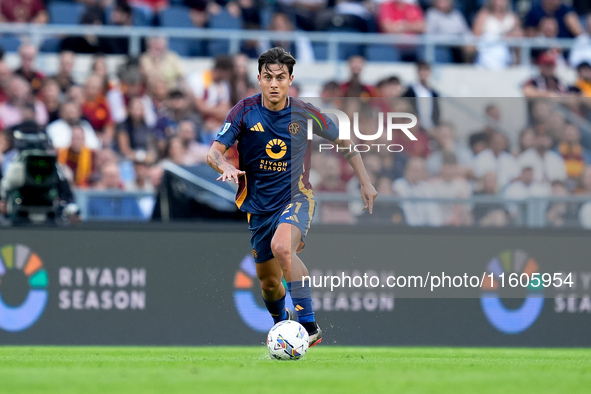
[215,100,244,148]
[309,107,340,142]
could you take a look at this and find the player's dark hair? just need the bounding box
[258,47,296,76]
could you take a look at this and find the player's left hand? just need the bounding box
[360,183,378,214]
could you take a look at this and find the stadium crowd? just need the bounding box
[1,0,591,66]
[0,0,590,227]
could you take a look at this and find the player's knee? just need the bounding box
[259,275,282,293]
[271,238,292,263]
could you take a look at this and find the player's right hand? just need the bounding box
[217,168,245,184]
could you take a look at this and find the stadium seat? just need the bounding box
[160,6,199,57]
[160,6,193,28]
[312,42,328,61]
[208,9,242,57]
[365,44,401,62]
[0,36,21,52]
[132,8,152,26]
[260,6,273,30]
[338,42,364,61]
[39,38,62,53]
[48,2,85,25]
[168,39,191,57]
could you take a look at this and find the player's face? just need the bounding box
[258,63,294,111]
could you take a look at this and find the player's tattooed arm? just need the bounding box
[207,141,245,184]
[334,138,378,214]
[334,138,360,162]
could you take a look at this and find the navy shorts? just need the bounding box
[248,194,316,263]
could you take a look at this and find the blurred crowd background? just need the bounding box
[0,0,591,227]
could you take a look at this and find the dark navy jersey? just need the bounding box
[215,93,339,214]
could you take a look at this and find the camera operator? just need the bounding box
[0,120,80,225]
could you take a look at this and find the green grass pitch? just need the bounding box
[1,347,590,393]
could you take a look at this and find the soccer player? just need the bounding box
[207,47,377,346]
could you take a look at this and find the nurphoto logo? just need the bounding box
[307,109,418,153]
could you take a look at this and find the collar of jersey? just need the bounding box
[260,94,291,113]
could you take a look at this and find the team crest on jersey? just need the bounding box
[289,122,300,135]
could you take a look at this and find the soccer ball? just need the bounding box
[267,320,309,360]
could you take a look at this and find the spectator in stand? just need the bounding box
[0,61,12,103]
[576,166,591,228]
[524,0,583,38]
[57,125,95,188]
[469,132,488,156]
[116,96,157,164]
[154,89,201,154]
[0,129,17,178]
[140,37,184,90]
[128,0,168,23]
[568,15,591,67]
[158,136,187,166]
[146,75,169,115]
[106,1,133,55]
[473,172,510,226]
[66,84,85,110]
[340,55,374,98]
[557,123,591,189]
[546,180,578,227]
[377,0,425,61]
[318,0,372,33]
[393,157,442,227]
[473,131,519,188]
[318,80,341,110]
[373,75,404,114]
[426,122,473,177]
[315,154,354,224]
[469,104,502,149]
[576,165,591,195]
[82,74,115,147]
[572,61,591,97]
[513,126,535,156]
[472,0,522,70]
[0,0,47,23]
[503,166,551,220]
[431,152,472,226]
[124,159,154,192]
[378,0,425,35]
[93,161,123,190]
[288,83,300,98]
[523,52,572,97]
[425,0,471,63]
[0,76,47,128]
[275,0,326,32]
[91,55,113,95]
[376,76,403,99]
[391,100,431,158]
[14,44,44,96]
[257,13,315,64]
[47,100,101,150]
[531,17,564,63]
[52,51,76,96]
[60,6,110,54]
[518,129,566,183]
[108,67,156,128]
[187,55,233,145]
[402,61,440,132]
[177,120,209,165]
[39,78,62,124]
[230,53,256,105]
